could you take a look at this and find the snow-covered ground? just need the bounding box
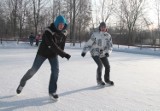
[0,42,160,111]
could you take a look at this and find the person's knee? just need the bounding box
[104,64,110,68]
[28,68,37,76]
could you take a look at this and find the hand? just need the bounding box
[105,53,109,57]
[100,50,103,54]
[81,52,86,57]
[65,53,71,60]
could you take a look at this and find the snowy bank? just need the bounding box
[113,45,160,56]
[0,41,160,56]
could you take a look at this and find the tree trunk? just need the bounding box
[72,0,76,46]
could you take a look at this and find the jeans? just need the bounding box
[29,39,34,46]
[92,56,110,82]
[20,54,59,93]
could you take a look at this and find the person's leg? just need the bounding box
[48,56,59,94]
[29,39,32,46]
[31,39,34,46]
[37,40,39,46]
[101,57,114,85]
[36,40,38,46]
[100,57,110,81]
[92,56,105,85]
[17,54,46,94]
[36,40,39,46]
[20,55,46,87]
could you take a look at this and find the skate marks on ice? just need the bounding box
[0,95,15,99]
[59,85,113,97]
[0,95,54,111]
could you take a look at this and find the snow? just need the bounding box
[113,44,160,56]
[0,41,160,111]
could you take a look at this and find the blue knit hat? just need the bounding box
[54,15,67,30]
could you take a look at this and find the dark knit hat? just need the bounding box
[99,22,107,31]
[100,22,106,27]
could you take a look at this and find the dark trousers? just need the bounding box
[36,40,39,46]
[92,56,110,82]
[20,54,59,93]
[29,38,34,46]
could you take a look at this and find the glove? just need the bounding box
[100,50,103,54]
[105,53,109,57]
[65,53,71,60]
[81,52,86,57]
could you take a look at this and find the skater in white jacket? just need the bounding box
[81,22,114,86]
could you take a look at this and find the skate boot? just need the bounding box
[97,81,105,86]
[16,85,24,94]
[49,93,59,101]
[105,80,114,85]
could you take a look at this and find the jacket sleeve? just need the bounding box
[44,31,67,58]
[82,33,96,53]
[60,30,68,50]
[61,37,66,50]
[103,34,113,54]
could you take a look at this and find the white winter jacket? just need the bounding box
[82,31,113,58]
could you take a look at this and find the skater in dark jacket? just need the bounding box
[29,33,35,46]
[81,22,114,86]
[16,15,71,100]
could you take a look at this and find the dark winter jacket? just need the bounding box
[29,34,35,40]
[37,22,68,58]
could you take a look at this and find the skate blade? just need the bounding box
[49,96,58,102]
[97,84,106,88]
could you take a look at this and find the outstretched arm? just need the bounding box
[104,34,113,55]
[44,31,67,58]
[82,34,96,54]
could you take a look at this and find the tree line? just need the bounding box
[92,0,160,46]
[0,0,92,44]
[0,0,160,46]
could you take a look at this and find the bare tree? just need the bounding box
[0,1,5,42]
[17,0,30,38]
[65,0,76,44]
[31,0,48,35]
[154,0,160,30]
[77,0,92,41]
[12,0,18,38]
[52,0,63,18]
[32,0,40,35]
[71,0,76,45]
[1,0,92,43]
[154,0,160,44]
[4,0,18,38]
[100,0,115,22]
[91,0,115,31]
[67,0,91,44]
[69,0,73,41]
[117,0,145,45]
[39,7,53,32]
